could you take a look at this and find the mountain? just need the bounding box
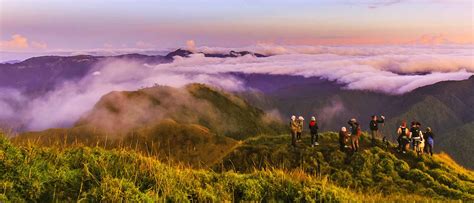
[0,54,169,95]
[234,74,474,169]
[3,131,474,201]
[165,48,267,59]
[0,49,266,96]
[1,51,473,169]
[13,84,283,166]
[218,132,474,200]
[5,82,474,201]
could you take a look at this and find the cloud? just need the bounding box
[157,44,474,94]
[186,40,196,52]
[0,34,29,50]
[0,34,47,51]
[17,59,244,130]
[1,44,473,131]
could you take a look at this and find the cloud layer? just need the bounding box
[0,44,473,131]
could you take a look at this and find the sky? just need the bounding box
[0,0,473,57]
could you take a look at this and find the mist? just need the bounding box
[0,44,472,131]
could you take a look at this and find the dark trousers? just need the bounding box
[339,141,346,151]
[291,132,297,146]
[371,130,379,146]
[297,132,302,140]
[311,132,318,145]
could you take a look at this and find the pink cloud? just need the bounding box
[0,34,47,51]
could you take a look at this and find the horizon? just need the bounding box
[1,0,473,61]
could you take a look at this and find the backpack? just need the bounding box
[412,127,421,138]
[399,127,408,139]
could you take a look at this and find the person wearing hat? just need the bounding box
[296,116,304,141]
[348,118,361,152]
[339,126,349,151]
[308,116,319,147]
[290,115,298,147]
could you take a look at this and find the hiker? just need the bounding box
[424,127,435,156]
[411,121,424,156]
[410,121,422,149]
[309,116,319,147]
[339,127,349,151]
[297,116,304,141]
[397,121,411,153]
[369,115,385,146]
[290,115,298,147]
[348,118,361,152]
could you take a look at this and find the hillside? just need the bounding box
[3,131,474,201]
[237,74,474,169]
[218,132,474,200]
[13,84,283,167]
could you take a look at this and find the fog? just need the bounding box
[0,44,472,131]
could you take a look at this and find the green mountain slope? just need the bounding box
[218,132,474,200]
[13,84,283,167]
[438,122,474,169]
[3,131,473,201]
[382,95,463,140]
[239,76,474,169]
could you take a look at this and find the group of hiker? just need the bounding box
[397,121,435,156]
[289,115,435,156]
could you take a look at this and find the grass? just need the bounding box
[1,133,431,202]
[219,132,474,200]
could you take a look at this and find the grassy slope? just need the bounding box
[1,134,435,202]
[438,122,474,169]
[14,120,238,168]
[13,84,285,167]
[219,132,474,200]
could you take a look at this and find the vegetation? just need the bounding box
[219,132,474,200]
[3,131,474,201]
[0,133,430,202]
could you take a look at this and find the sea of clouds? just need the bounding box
[0,44,472,131]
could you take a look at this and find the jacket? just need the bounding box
[297,120,304,133]
[309,120,319,133]
[339,130,349,143]
[369,118,384,131]
[290,120,298,133]
[348,121,360,136]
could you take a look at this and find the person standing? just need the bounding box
[290,115,298,147]
[339,127,349,151]
[297,116,304,141]
[397,121,411,153]
[424,127,435,156]
[308,116,319,146]
[369,115,385,146]
[348,118,361,152]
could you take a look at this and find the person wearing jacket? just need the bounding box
[297,116,304,141]
[339,127,349,151]
[309,116,319,147]
[369,115,385,146]
[290,115,298,147]
[424,127,435,156]
[348,118,361,152]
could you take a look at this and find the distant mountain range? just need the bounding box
[0,49,265,95]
